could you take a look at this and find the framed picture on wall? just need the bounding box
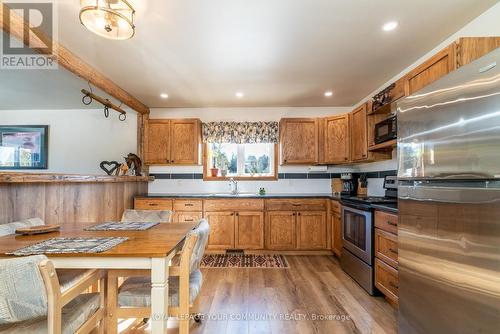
[0,125,49,169]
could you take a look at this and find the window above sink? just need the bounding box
[204,143,278,181]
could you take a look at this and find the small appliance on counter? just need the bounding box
[374,114,397,144]
[339,175,398,295]
[340,173,358,196]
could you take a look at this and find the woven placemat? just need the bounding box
[85,221,159,231]
[7,237,129,256]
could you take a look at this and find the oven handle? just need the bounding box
[341,203,371,213]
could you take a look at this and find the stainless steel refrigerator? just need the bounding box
[397,47,500,334]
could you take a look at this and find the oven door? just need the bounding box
[342,205,373,264]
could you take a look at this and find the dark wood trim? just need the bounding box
[0,3,149,115]
[0,173,153,184]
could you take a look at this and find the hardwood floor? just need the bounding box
[119,256,397,334]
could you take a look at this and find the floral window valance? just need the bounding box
[202,122,279,144]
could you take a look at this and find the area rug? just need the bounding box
[201,254,289,268]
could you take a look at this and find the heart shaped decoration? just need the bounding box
[100,161,120,175]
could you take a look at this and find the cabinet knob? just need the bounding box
[298,213,301,216]
[231,213,234,216]
[236,213,239,216]
[292,213,296,216]
[171,160,175,163]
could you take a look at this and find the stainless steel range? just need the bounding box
[340,176,397,294]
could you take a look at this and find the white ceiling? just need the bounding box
[2,0,499,109]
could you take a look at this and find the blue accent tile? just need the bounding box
[193,173,204,179]
[364,172,380,178]
[170,173,194,179]
[329,173,341,178]
[278,173,286,179]
[307,173,330,179]
[285,173,308,179]
[379,170,397,177]
[150,173,170,179]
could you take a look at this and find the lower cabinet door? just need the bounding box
[265,211,296,250]
[296,211,327,249]
[332,213,343,257]
[235,211,264,249]
[205,211,235,250]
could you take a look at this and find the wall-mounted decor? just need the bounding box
[0,125,48,169]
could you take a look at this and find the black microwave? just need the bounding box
[374,115,397,144]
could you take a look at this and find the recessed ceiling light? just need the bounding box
[382,21,398,32]
[324,91,333,97]
[235,91,245,98]
[160,93,169,99]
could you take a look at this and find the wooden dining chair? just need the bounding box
[106,219,210,334]
[0,255,106,334]
[120,209,174,223]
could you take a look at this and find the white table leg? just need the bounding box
[151,257,170,334]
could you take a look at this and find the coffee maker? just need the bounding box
[340,173,358,196]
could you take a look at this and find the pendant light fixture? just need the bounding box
[79,0,135,40]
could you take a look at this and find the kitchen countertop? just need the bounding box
[371,203,398,214]
[139,193,343,200]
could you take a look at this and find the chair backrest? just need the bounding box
[0,218,45,237]
[120,209,173,223]
[0,255,49,324]
[181,219,210,273]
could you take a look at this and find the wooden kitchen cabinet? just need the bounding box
[332,211,342,257]
[280,118,318,164]
[375,258,399,305]
[266,211,296,250]
[296,211,327,249]
[173,212,203,223]
[144,118,201,165]
[405,45,456,96]
[170,119,201,164]
[145,120,171,165]
[206,211,235,250]
[134,198,173,211]
[455,37,500,67]
[350,103,368,161]
[235,211,265,249]
[323,114,350,164]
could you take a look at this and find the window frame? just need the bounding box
[203,143,278,181]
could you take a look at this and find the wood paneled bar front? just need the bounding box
[0,173,152,225]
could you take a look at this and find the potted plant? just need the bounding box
[210,156,219,177]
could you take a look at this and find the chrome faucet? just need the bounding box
[229,178,239,195]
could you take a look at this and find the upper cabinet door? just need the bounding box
[145,120,171,164]
[280,118,318,164]
[323,115,350,164]
[170,119,201,165]
[405,45,456,96]
[350,104,368,161]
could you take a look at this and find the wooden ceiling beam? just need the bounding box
[0,3,150,114]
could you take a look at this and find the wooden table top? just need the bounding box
[0,222,198,258]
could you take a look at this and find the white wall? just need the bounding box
[0,109,137,174]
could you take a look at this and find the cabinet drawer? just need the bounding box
[375,228,398,268]
[173,199,203,212]
[375,258,399,304]
[173,212,202,223]
[265,199,327,211]
[330,200,341,214]
[203,199,264,212]
[134,198,173,210]
[375,210,398,234]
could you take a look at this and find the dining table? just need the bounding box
[0,221,198,334]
